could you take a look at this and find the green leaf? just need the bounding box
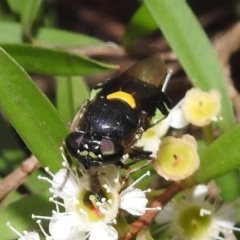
[0,22,106,46]
[1,44,118,76]
[143,0,234,131]
[24,170,50,194]
[195,124,240,183]
[0,192,52,240]
[0,22,22,43]
[21,0,41,38]
[6,0,23,14]
[215,172,240,201]
[123,4,157,48]
[7,0,41,39]
[36,27,105,46]
[0,47,69,172]
[56,76,90,124]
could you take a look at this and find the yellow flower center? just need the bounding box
[76,188,112,222]
[178,205,212,239]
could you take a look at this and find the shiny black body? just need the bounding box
[64,57,171,170]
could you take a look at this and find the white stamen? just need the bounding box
[126,171,150,190]
[102,184,111,193]
[49,198,66,208]
[7,222,22,237]
[79,208,88,217]
[200,208,211,216]
[62,161,67,167]
[36,220,52,240]
[39,173,74,198]
[60,148,69,163]
[44,167,55,178]
[38,175,53,184]
[112,219,117,224]
[32,214,52,221]
[143,188,152,193]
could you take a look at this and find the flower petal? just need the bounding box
[49,212,86,240]
[51,169,83,199]
[169,106,189,129]
[120,188,148,216]
[19,232,40,240]
[89,223,118,240]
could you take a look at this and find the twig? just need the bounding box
[121,181,184,240]
[0,155,40,201]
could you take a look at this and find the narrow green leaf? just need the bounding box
[195,124,240,183]
[215,172,240,201]
[0,22,22,43]
[0,192,52,240]
[56,76,90,124]
[56,77,75,124]
[1,44,118,76]
[21,0,41,38]
[71,76,90,113]
[144,0,234,131]
[0,191,22,209]
[0,22,106,46]
[0,47,69,172]
[6,0,22,14]
[36,27,105,46]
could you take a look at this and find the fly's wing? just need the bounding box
[124,57,167,88]
[70,100,90,131]
[125,57,171,126]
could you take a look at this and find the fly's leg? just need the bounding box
[115,155,154,191]
[58,142,74,191]
[156,91,172,116]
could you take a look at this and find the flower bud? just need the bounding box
[153,134,199,181]
[181,88,221,127]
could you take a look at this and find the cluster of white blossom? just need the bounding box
[8,87,240,240]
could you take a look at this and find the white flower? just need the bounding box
[155,185,240,240]
[36,153,152,240]
[42,165,120,240]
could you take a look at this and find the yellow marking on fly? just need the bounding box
[89,151,98,159]
[79,150,88,156]
[79,150,98,159]
[106,91,136,108]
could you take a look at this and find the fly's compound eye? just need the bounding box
[65,131,84,158]
[100,137,124,164]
